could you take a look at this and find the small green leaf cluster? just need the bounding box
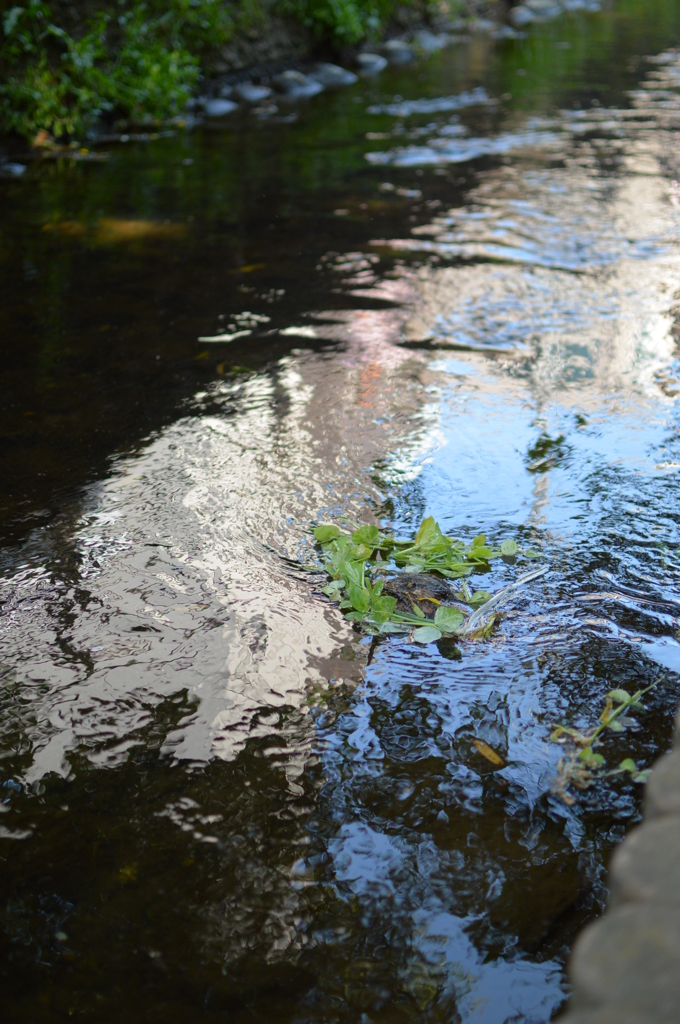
[314,516,523,642]
[550,681,661,802]
[278,0,396,44]
[0,0,238,139]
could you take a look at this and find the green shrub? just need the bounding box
[0,0,235,139]
[280,0,385,43]
[0,0,437,140]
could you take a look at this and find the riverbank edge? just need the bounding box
[0,0,505,150]
[559,700,680,1023]
[206,0,504,77]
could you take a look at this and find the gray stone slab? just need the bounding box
[569,903,680,1017]
[609,815,680,906]
[644,748,680,819]
[559,1011,662,1024]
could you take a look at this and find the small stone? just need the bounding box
[381,39,413,64]
[558,1011,661,1024]
[234,83,272,103]
[569,903,680,1016]
[644,749,680,819]
[0,162,27,177]
[493,25,523,38]
[609,816,680,906]
[272,70,324,98]
[526,0,561,11]
[218,85,233,98]
[469,18,497,33]
[311,63,358,87]
[203,98,238,117]
[412,30,448,52]
[509,5,537,26]
[356,52,388,74]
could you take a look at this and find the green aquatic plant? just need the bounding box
[550,680,662,804]
[313,515,542,643]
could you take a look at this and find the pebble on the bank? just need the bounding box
[272,70,324,98]
[234,82,272,103]
[203,97,238,116]
[356,52,388,74]
[311,63,358,87]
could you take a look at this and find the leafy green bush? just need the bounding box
[280,0,387,43]
[0,0,443,140]
[0,0,235,139]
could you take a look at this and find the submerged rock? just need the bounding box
[509,5,537,27]
[412,30,449,53]
[469,18,497,32]
[311,63,358,87]
[356,52,388,74]
[381,573,456,616]
[0,162,26,177]
[525,0,564,15]
[493,25,524,38]
[203,98,238,117]
[234,82,272,103]
[381,39,413,64]
[272,70,324,98]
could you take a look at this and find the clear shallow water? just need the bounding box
[4,2,680,1021]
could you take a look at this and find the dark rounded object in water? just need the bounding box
[272,71,324,99]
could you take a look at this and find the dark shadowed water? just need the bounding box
[3,2,680,1021]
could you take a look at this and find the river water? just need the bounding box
[3,2,680,1021]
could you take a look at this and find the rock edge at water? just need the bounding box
[559,705,680,1024]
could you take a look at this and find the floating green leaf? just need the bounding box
[370,595,397,624]
[414,516,443,549]
[351,524,381,547]
[501,539,518,556]
[608,689,632,705]
[348,582,370,614]
[413,625,442,644]
[579,748,605,768]
[434,606,465,633]
[468,545,492,561]
[314,524,340,543]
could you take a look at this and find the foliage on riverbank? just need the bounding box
[0,0,448,141]
[0,0,234,138]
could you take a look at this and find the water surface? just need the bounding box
[3,2,680,1021]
